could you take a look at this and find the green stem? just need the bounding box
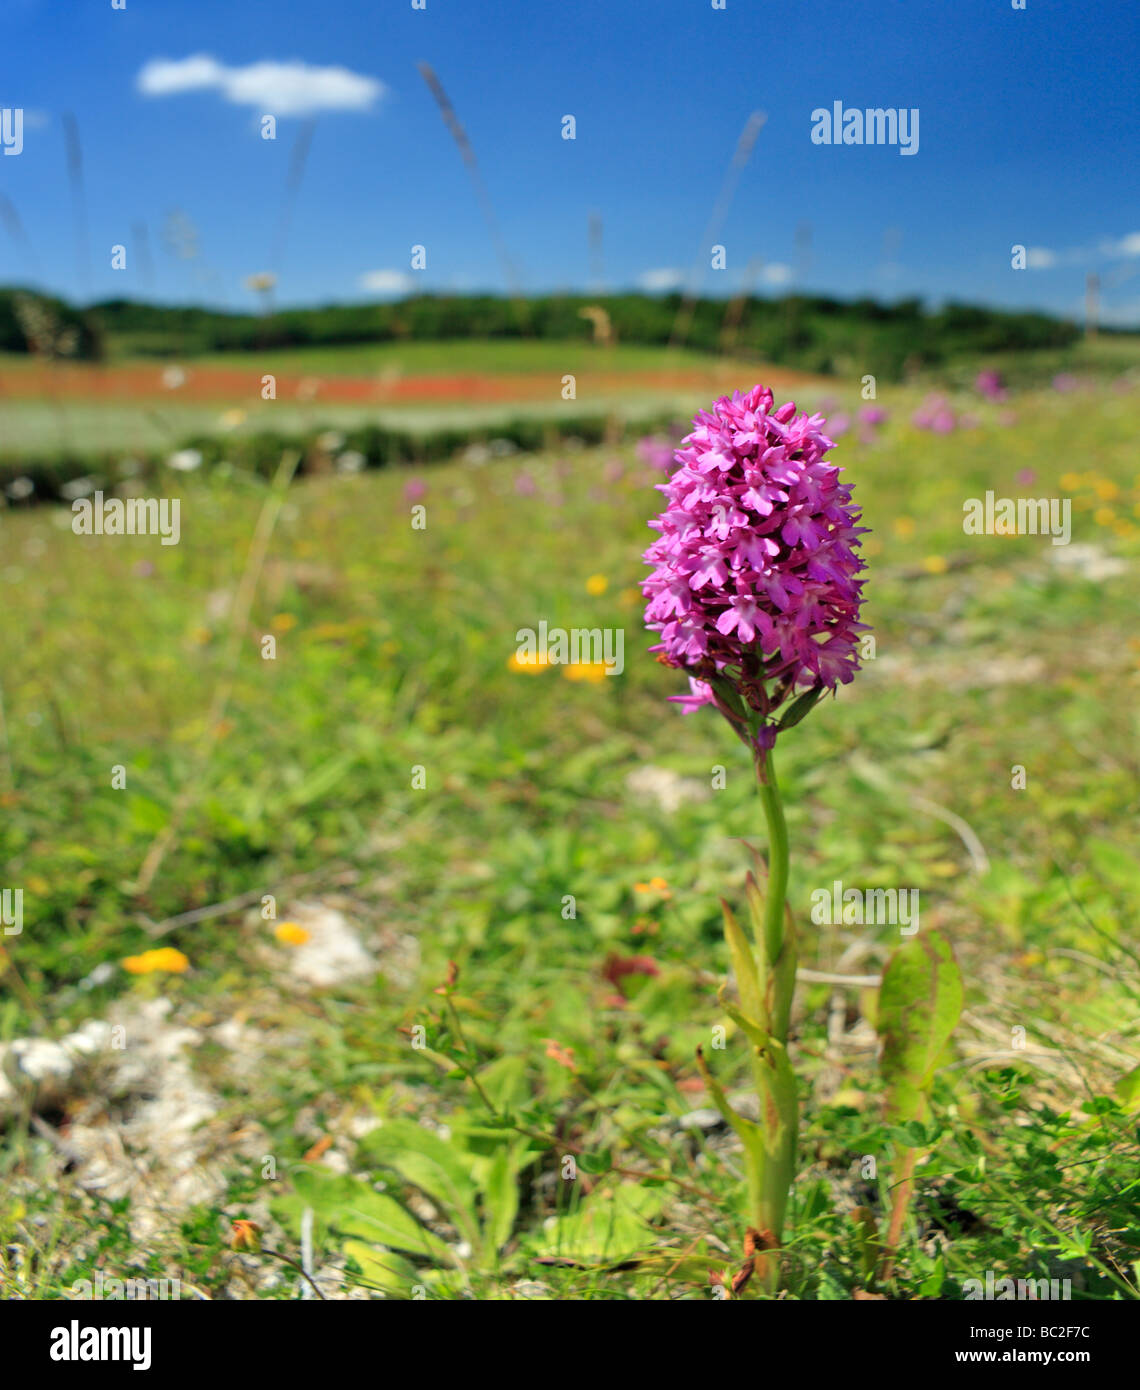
[756,748,790,973]
[750,746,798,1292]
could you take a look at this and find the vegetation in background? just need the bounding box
[0,287,1087,378]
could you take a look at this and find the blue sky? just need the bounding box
[1,0,1137,322]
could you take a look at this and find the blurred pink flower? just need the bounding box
[975,369,1008,402]
[912,394,956,433]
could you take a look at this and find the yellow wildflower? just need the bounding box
[562,662,607,684]
[508,650,550,673]
[122,947,190,975]
[274,922,311,946]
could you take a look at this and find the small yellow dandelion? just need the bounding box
[1094,507,1116,527]
[892,517,916,539]
[271,613,298,634]
[562,662,608,684]
[586,574,608,596]
[922,555,949,575]
[1059,472,1082,491]
[508,650,550,673]
[122,947,190,976]
[275,922,311,946]
[1094,479,1119,501]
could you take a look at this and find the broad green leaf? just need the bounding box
[1115,1063,1140,1112]
[357,1119,480,1246]
[879,928,963,1128]
[272,1168,453,1261]
[342,1240,423,1297]
[533,1184,664,1265]
[475,1054,529,1112]
[479,1145,521,1255]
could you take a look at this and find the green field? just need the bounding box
[4,333,1140,463]
[1,371,1138,1299]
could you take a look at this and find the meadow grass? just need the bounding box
[1,377,1138,1299]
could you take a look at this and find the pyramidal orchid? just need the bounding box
[642,384,869,1293]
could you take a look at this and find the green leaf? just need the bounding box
[356,1119,480,1248]
[743,867,796,1040]
[480,1145,522,1255]
[284,752,357,808]
[717,988,769,1050]
[475,1055,529,1112]
[533,1184,664,1265]
[342,1240,423,1298]
[272,1168,454,1262]
[879,928,963,1128]
[1115,1064,1140,1112]
[775,685,825,731]
[721,899,764,1028]
[916,1253,946,1297]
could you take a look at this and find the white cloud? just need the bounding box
[358,269,413,297]
[1025,247,1058,270]
[638,268,683,293]
[139,55,225,96]
[1105,231,1140,258]
[761,262,794,286]
[1027,235,1140,271]
[137,54,384,117]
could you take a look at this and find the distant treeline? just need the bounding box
[0,287,1084,379]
